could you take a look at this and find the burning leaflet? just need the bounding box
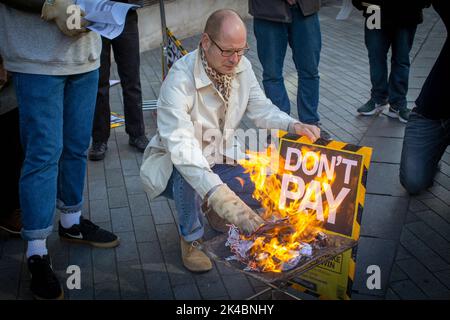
[225,144,338,273]
[225,222,328,273]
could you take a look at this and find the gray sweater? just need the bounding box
[0,4,101,76]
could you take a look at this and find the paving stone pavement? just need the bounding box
[1,1,449,300]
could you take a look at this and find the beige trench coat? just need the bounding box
[140,49,298,200]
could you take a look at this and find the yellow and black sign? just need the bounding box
[276,131,372,300]
[164,27,188,78]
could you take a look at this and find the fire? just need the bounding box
[235,144,336,272]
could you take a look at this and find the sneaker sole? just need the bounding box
[88,153,106,161]
[0,225,21,236]
[386,110,399,118]
[60,236,120,248]
[129,143,145,153]
[358,104,387,116]
[398,117,408,123]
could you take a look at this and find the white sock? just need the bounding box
[26,239,48,258]
[60,211,81,229]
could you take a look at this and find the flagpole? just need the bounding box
[159,0,169,78]
[142,0,169,111]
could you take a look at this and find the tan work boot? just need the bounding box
[180,237,212,273]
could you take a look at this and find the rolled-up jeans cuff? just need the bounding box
[21,225,53,241]
[57,199,83,214]
[181,226,204,243]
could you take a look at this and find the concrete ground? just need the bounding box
[1,1,449,300]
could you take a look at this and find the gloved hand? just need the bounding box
[41,0,89,37]
[207,184,264,234]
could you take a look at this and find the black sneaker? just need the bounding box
[59,216,120,248]
[88,141,108,161]
[357,99,388,115]
[28,255,64,300]
[129,135,149,153]
[387,104,410,123]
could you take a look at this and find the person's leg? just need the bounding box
[13,73,65,243]
[400,112,449,194]
[13,73,68,300]
[364,25,391,105]
[57,70,98,218]
[57,70,119,248]
[112,10,145,141]
[253,17,291,114]
[165,167,212,272]
[170,168,204,242]
[289,7,321,124]
[91,37,112,144]
[388,25,417,122]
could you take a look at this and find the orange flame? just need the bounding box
[237,144,337,272]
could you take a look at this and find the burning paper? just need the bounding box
[225,220,328,273]
[225,144,338,273]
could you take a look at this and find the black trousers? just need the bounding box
[92,10,145,143]
[0,108,23,216]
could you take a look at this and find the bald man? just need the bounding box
[140,9,321,272]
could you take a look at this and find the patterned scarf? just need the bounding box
[200,46,234,106]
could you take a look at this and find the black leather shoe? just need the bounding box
[88,141,107,161]
[129,135,149,153]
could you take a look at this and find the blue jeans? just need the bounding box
[400,111,450,195]
[254,6,321,124]
[365,25,417,108]
[161,164,261,242]
[13,70,99,240]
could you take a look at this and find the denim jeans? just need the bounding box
[254,5,321,124]
[400,111,450,195]
[365,25,417,108]
[13,70,99,240]
[161,164,261,242]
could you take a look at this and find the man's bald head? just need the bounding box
[201,9,247,75]
[204,9,246,41]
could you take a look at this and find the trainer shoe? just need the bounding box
[59,216,120,248]
[28,255,64,300]
[129,135,149,153]
[357,99,388,115]
[88,141,108,161]
[387,104,410,123]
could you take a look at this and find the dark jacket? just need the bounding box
[414,0,450,120]
[352,0,431,28]
[249,0,321,23]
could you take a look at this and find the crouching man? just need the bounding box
[141,9,320,273]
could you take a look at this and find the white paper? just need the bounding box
[336,0,353,20]
[75,0,139,39]
[109,79,120,87]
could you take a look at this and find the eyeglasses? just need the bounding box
[207,34,249,57]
